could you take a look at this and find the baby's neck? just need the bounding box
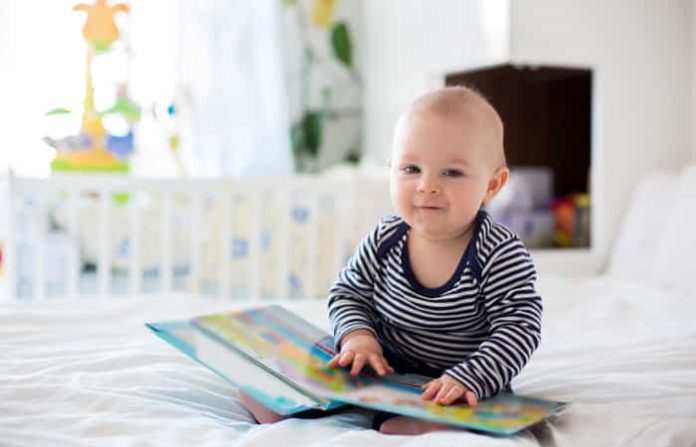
[406,226,475,289]
[409,221,475,250]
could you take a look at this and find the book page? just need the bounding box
[190,305,567,435]
[333,385,567,435]
[192,326,323,414]
[193,306,371,397]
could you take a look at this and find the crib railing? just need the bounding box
[0,174,391,301]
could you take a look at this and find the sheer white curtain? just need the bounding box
[176,0,293,177]
[0,0,85,177]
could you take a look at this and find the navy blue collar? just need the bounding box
[400,210,485,298]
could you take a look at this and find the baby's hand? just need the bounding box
[327,329,395,377]
[421,374,478,407]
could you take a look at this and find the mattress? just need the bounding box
[2,274,695,446]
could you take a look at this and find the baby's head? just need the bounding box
[389,86,509,241]
[392,86,506,173]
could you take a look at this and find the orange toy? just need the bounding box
[552,198,576,248]
[73,0,129,49]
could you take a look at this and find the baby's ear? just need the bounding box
[483,167,509,204]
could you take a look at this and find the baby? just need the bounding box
[240,86,542,435]
[326,86,542,434]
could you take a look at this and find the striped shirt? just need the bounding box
[328,210,542,399]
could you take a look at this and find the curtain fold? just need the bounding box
[176,0,293,177]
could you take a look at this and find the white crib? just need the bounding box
[0,173,391,302]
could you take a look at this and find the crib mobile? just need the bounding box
[44,0,140,174]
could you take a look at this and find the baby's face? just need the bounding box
[389,111,498,242]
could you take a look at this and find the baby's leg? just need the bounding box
[238,391,287,424]
[378,415,460,435]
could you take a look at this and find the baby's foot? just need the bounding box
[238,391,287,424]
[379,416,458,435]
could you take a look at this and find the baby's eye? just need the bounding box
[402,165,420,174]
[442,168,464,177]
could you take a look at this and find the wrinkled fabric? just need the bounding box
[1,275,695,446]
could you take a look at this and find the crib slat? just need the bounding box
[97,189,111,297]
[190,192,201,294]
[306,192,319,300]
[249,192,261,300]
[161,191,173,294]
[331,188,344,288]
[4,180,16,301]
[128,192,142,296]
[35,193,47,300]
[277,190,290,300]
[66,190,79,298]
[218,190,232,300]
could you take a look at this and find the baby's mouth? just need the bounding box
[416,205,444,211]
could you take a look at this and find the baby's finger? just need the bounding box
[372,354,395,376]
[337,350,355,367]
[438,387,463,405]
[378,357,395,374]
[327,354,341,368]
[464,390,479,407]
[434,384,452,403]
[350,353,366,376]
[368,354,387,376]
[421,380,441,401]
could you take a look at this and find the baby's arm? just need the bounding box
[444,238,542,401]
[327,223,387,374]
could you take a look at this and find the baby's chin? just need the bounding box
[407,220,471,243]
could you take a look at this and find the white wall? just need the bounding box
[693,0,696,162]
[510,0,693,268]
[359,0,693,274]
[361,0,510,165]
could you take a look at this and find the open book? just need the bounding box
[146,305,567,436]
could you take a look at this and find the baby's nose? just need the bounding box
[417,176,440,194]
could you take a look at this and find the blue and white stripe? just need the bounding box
[328,211,542,399]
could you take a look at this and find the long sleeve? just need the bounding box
[444,237,543,399]
[327,224,382,349]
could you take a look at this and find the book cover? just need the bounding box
[147,305,567,436]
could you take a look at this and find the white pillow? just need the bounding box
[608,171,678,282]
[651,165,696,295]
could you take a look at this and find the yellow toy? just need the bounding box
[48,0,137,173]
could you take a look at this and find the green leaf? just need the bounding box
[291,111,323,159]
[103,96,141,122]
[94,41,112,53]
[112,192,131,206]
[331,22,352,68]
[303,111,322,157]
[45,108,72,115]
[290,122,304,157]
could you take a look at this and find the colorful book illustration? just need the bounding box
[146,305,567,436]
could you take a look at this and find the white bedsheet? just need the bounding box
[2,275,696,446]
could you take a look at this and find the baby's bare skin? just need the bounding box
[327,329,394,376]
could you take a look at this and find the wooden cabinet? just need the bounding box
[446,64,591,198]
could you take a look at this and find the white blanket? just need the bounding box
[2,274,695,447]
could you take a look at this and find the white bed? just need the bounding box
[2,167,696,446]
